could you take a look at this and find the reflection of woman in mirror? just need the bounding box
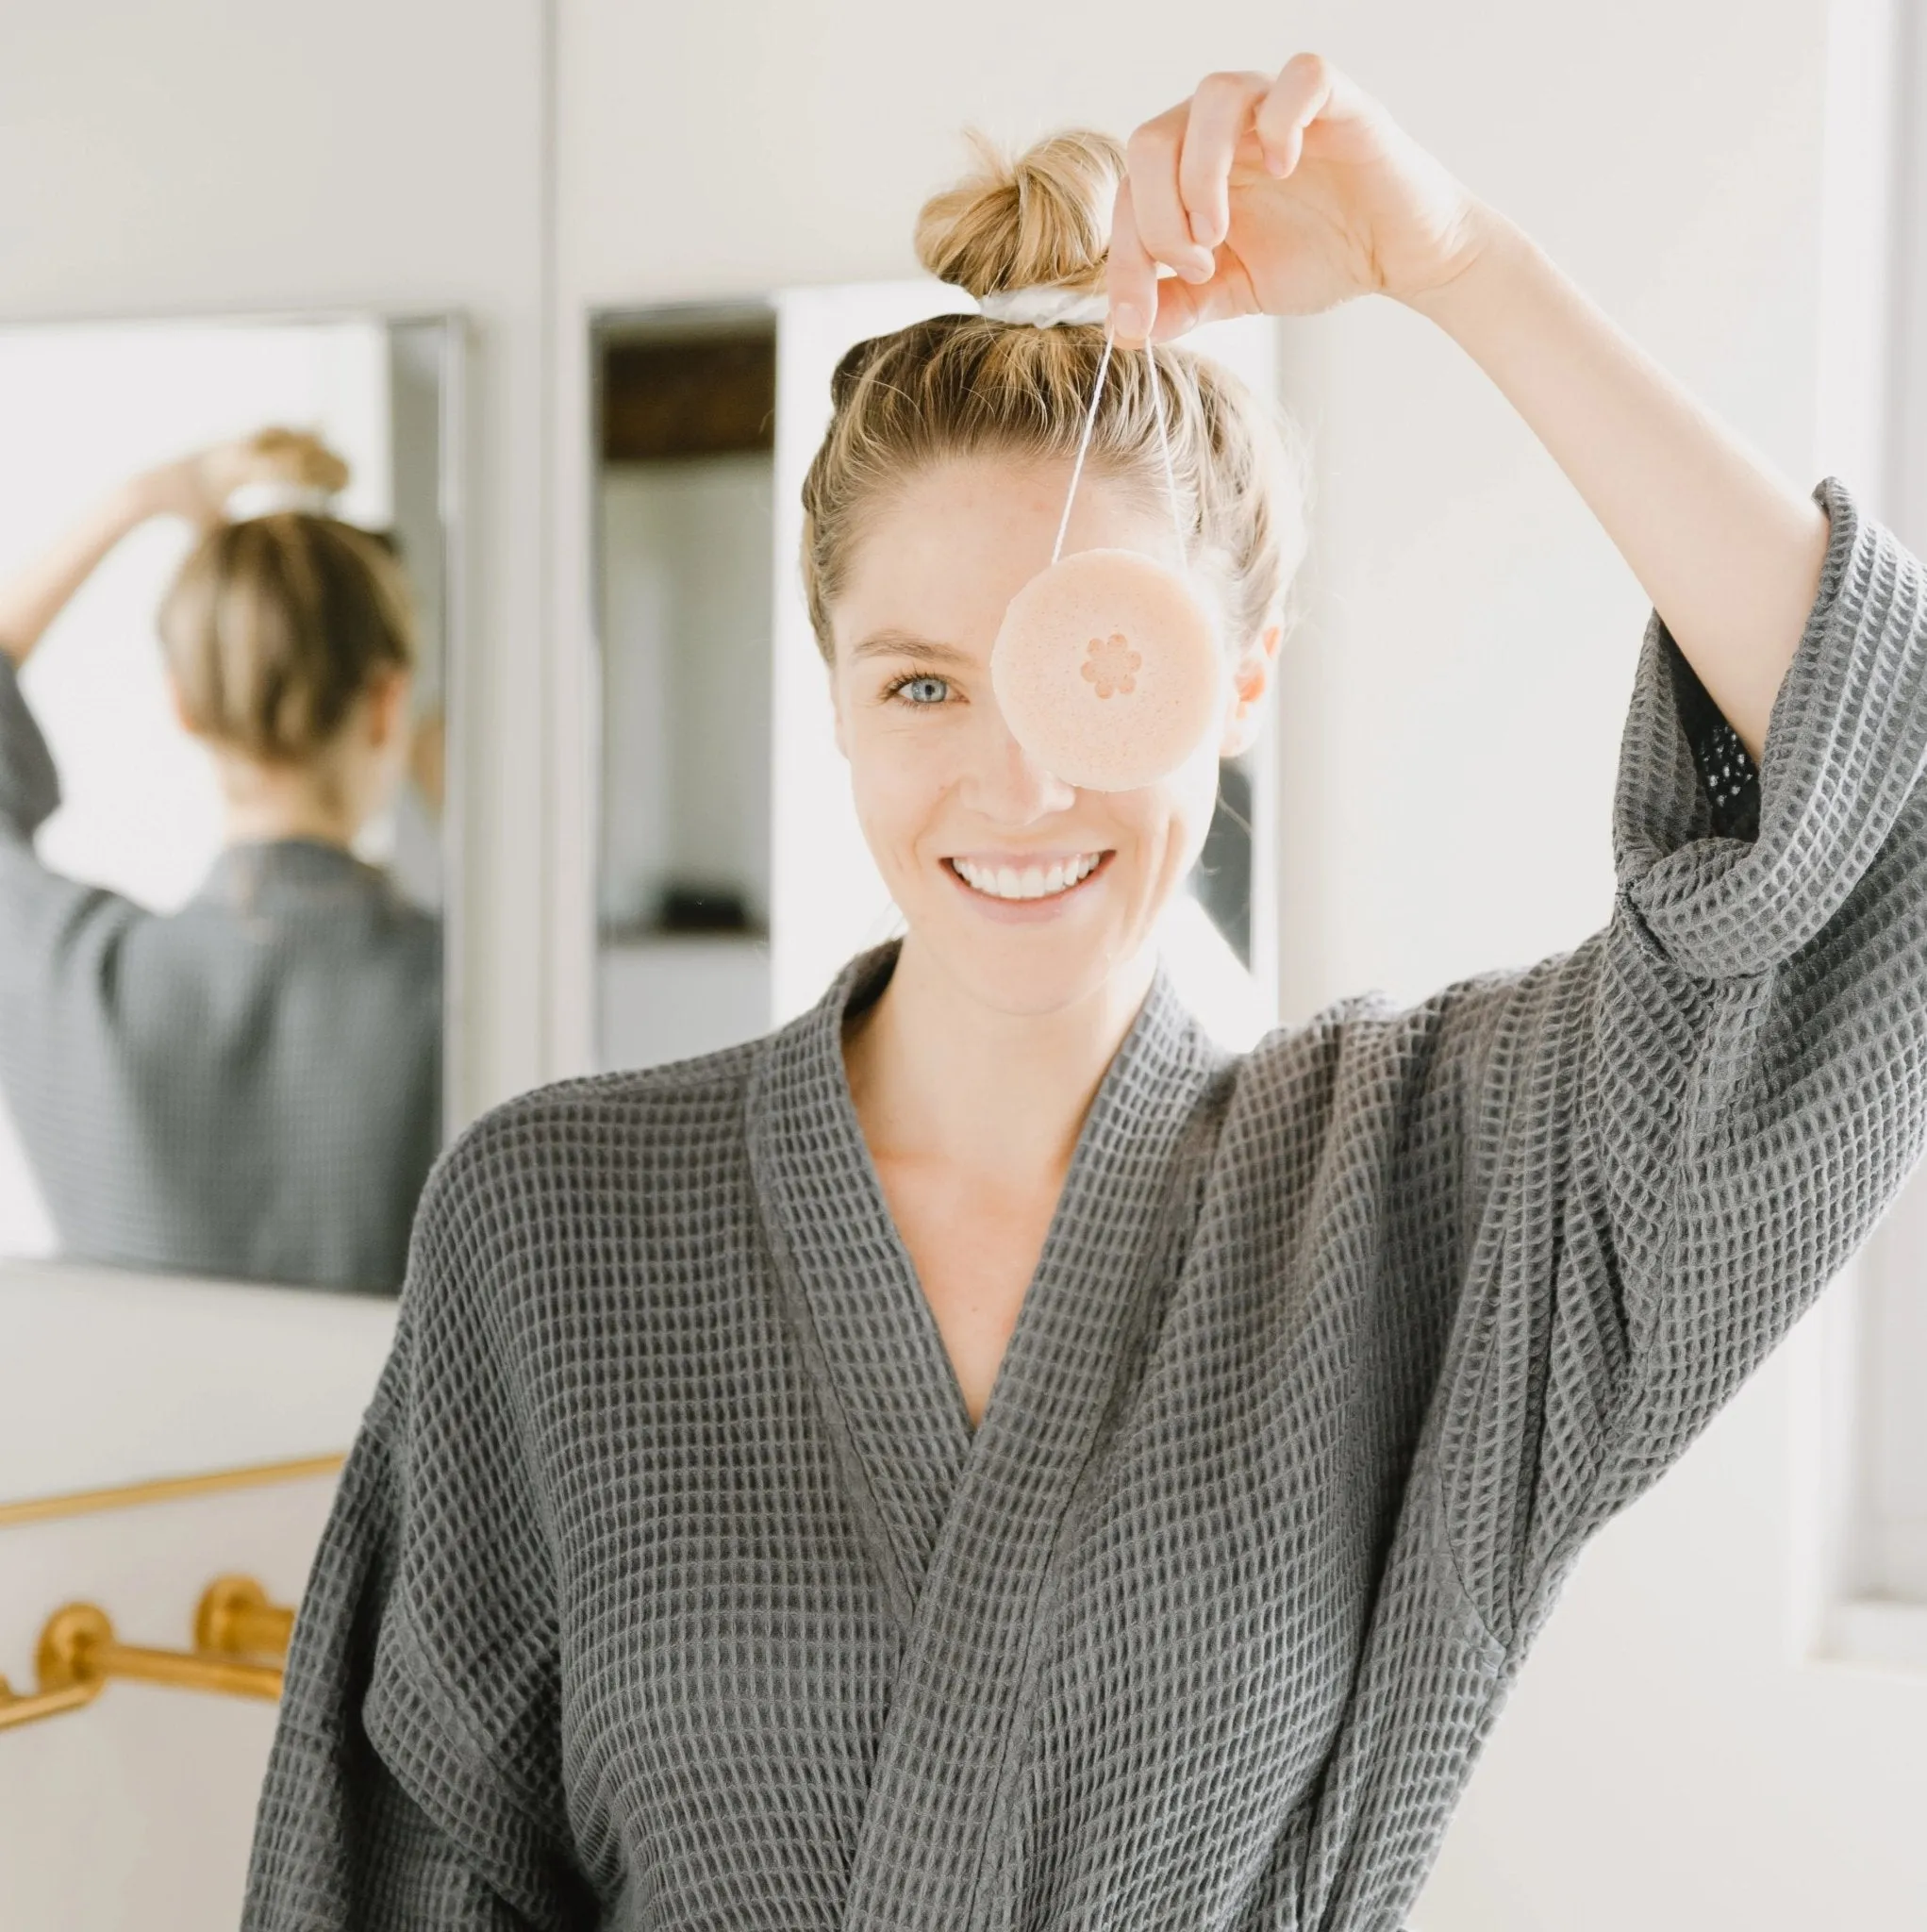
[0,429,440,1293]
[249,57,1927,1927]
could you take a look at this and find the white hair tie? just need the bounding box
[225,480,338,521]
[977,285,1111,328]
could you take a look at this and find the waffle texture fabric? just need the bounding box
[0,654,440,1291]
[247,474,1927,1927]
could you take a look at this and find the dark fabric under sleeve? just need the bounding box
[1428,473,1927,1657]
[0,653,145,1117]
[242,1146,593,1930]
[0,650,60,842]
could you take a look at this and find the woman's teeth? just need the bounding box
[950,853,1104,901]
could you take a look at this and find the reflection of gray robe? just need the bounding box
[0,656,439,1293]
[246,477,1927,1926]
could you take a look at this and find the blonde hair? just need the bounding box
[799,128,1309,663]
[158,512,416,765]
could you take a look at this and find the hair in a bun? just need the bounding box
[158,511,416,766]
[913,129,1122,300]
[800,130,1309,671]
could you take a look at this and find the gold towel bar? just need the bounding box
[0,1574,294,1733]
[0,1451,346,1531]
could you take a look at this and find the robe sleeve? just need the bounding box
[1427,473,1927,1656]
[241,1139,594,1930]
[0,654,142,1008]
[0,655,151,1157]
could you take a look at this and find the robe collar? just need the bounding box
[747,936,1233,1924]
[191,837,406,919]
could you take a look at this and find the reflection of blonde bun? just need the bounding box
[217,426,352,521]
[225,479,337,520]
[240,425,351,493]
[914,129,1123,303]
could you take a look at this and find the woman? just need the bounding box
[247,57,1924,1928]
[0,430,440,1293]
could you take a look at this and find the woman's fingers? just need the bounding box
[1124,108,1216,287]
[1110,195,1256,347]
[1105,179,1160,345]
[1111,77,1267,340]
[1254,52,1370,174]
[1144,264,1251,342]
[1109,51,1380,341]
[1176,71,1271,250]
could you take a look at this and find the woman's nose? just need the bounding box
[958,708,1078,823]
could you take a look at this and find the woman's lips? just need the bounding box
[940,850,1114,922]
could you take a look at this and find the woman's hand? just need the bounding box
[1106,53,1491,343]
[0,428,348,671]
[134,426,348,529]
[1111,52,1830,764]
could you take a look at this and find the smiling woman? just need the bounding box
[803,132,1304,1039]
[244,64,1927,1932]
[828,458,1258,1013]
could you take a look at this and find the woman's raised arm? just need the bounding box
[0,428,350,670]
[0,475,161,671]
[1105,51,1829,762]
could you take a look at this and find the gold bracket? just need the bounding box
[195,1574,297,1661]
[0,1574,293,1733]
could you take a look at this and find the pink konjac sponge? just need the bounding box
[989,547,1222,791]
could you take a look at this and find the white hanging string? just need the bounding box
[1141,341,1189,567]
[1049,327,1188,571]
[1050,328,1115,566]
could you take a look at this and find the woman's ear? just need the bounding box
[827,655,851,761]
[1218,623,1282,758]
[163,671,201,741]
[364,666,412,749]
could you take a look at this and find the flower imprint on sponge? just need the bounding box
[1081,632,1141,700]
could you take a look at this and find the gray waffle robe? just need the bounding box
[0,655,440,1292]
[245,475,1927,1927]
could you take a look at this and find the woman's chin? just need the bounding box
[903,862,1138,1013]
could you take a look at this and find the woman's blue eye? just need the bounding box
[892,675,951,707]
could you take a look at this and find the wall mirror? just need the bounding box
[590,285,1280,1073]
[0,312,462,1299]
[594,308,776,1071]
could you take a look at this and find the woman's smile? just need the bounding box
[941,848,1115,920]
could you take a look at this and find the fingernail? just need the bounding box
[1112,302,1146,341]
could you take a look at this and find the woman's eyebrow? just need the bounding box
[848,630,974,667]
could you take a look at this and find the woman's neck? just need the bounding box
[221,794,358,850]
[842,934,1159,1188]
[212,751,363,850]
